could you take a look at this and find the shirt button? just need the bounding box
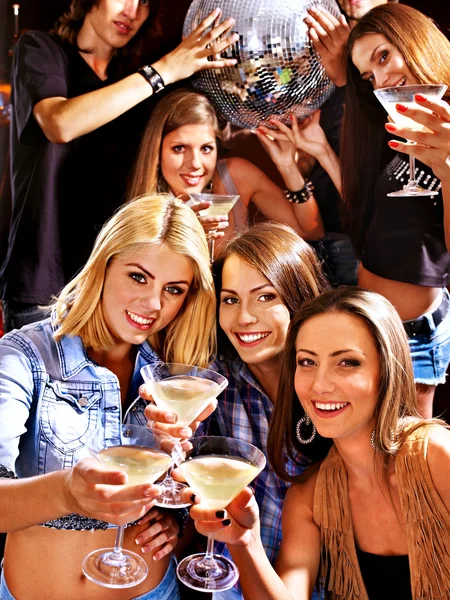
[79,397,88,407]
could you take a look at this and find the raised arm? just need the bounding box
[186,477,321,600]
[33,10,238,143]
[385,95,450,250]
[226,155,324,241]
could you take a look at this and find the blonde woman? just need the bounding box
[128,89,324,251]
[0,194,215,600]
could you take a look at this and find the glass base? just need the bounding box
[153,480,191,509]
[82,547,148,589]
[388,183,439,197]
[177,552,239,592]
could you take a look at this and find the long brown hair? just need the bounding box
[213,222,329,361]
[341,3,450,255]
[128,88,222,200]
[268,287,447,481]
[52,0,160,65]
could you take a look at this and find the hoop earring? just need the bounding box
[296,414,316,444]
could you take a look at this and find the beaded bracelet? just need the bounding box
[137,65,165,95]
[283,178,315,204]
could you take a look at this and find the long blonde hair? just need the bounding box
[128,89,221,200]
[54,194,216,367]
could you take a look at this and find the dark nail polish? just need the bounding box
[215,510,225,519]
[190,494,196,503]
[222,519,231,526]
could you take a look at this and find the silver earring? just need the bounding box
[370,429,376,451]
[296,414,316,444]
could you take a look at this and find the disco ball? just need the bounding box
[183,0,341,129]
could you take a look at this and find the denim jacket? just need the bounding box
[0,317,159,480]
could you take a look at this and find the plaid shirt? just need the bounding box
[201,358,309,565]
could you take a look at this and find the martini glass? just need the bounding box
[140,363,228,508]
[374,83,447,197]
[81,424,179,588]
[189,193,240,262]
[176,436,266,592]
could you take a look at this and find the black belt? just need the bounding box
[403,292,449,338]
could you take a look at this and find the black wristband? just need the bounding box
[138,65,165,94]
[283,178,315,204]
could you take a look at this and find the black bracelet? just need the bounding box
[283,178,315,204]
[137,65,165,94]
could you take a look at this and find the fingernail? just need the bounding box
[166,413,177,424]
[385,123,396,132]
[135,536,142,545]
[141,545,149,554]
[215,510,226,519]
[144,487,155,497]
[222,519,231,526]
[396,103,407,113]
[179,428,191,437]
[190,494,197,503]
[415,94,426,102]
[248,486,255,496]
[388,140,399,148]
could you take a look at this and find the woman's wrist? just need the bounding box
[278,165,305,191]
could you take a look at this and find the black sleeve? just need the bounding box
[11,31,69,146]
[308,86,346,232]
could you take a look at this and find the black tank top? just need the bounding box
[356,548,412,600]
[361,155,450,287]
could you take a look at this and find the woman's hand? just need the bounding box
[140,384,217,440]
[254,121,298,172]
[190,201,229,239]
[304,6,350,87]
[386,95,450,183]
[62,458,162,526]
[134,508,179,559]
[185,487,260,548]
[155,9,238,86]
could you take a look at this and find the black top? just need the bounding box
[1,31,152,304]
[308,85,345,233]
[361,154,450,287]
[356,548,412,600]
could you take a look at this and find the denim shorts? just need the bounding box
[406,289,450,386]
[0,556,180,600]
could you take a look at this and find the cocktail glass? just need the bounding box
[176,436,266,592]
[140,363,228,508]
[189,193,240,262]
[81,424,179,588]
[374,83,447,196]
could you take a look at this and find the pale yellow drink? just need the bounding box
[151,375,222,425]
[381,100,432,132]
[198,203,237,217]
[97,445,172,486]
[180,455,260,510]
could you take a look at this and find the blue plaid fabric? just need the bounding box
[201,359,309,565]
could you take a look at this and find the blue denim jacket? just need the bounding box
[0,317,159,479]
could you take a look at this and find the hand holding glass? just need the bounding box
[189,193,240,262]
[176,436,266,592]
[140,363,228,508]
[374,84,447,197]
[81,424,179,588]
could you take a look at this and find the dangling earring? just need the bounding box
[296,413,316,444]
[370,430,376,451]
[206,178,214,192]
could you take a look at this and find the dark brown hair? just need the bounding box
[268,286,422,480]
[53,0,160,65]
[213,222,329,361]
[341,3,450,255]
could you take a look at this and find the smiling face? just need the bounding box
[351,32,418,89]
[101,244,194,351]
[294,312,381,444]
[160,124,218,200]
[219,254,291,369]
[82,0,150,52]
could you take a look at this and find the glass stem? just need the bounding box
[205,533,215,560]
[408,154,417,185]
[108,525,127,564]
[208,234,216,264]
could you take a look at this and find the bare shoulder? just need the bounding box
[225,156,262,176]
[283,470,318,520]
[425,424,450,510]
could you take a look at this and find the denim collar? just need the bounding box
[51,319,159,380]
